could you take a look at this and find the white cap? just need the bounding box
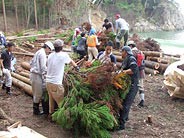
[45,41,54,51]
[0,31,3,35]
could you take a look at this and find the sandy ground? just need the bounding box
[1,74,184,138]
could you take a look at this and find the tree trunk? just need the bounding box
[158,64,169,75]
[2,0,7,32]
[11,72,31,85]
[21,62,31,71]
[12,77,32,96]
[43,5,46,28]
[19,72,30,78]
[143,51,163,58]
[14,0,19,31]
[145,68,159,75]
[145,60,160,70]
[34,0,38,29]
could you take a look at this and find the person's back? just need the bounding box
[46,51,71,85]
[116,18,129,31]
[77,37,87,51]
[87,35,97,47]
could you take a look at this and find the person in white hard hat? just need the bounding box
[30,41,54,115]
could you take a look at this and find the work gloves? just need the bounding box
[75,66,80,71]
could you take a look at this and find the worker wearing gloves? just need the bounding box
[87,28,99,62]
[97,41,116,65]
[46,39,79,117]
[115,14,129,49]
[118,46,138,130]
[0,42,15,94]
[128,41,145,107]
[30,41,54,115]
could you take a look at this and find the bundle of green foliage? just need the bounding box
[52,61,131,138]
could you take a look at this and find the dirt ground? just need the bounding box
[1,74,184,138]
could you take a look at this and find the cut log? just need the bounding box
[145,67,159,75]
[158,63,169,75]
[21,62,31,71]
[145,60,160,70]
[15,46,33,54]
[115,56,123,62]
[146,56,168,64]
[113,51,121,56]
[164,53,180,58]
[36,37,55,41]
[23,42,35,49]
[147,115,153,124]
[19,72,30,78]
[13,52,34,57]
[143,51,163,58]
[12,77,32,96]
[11,72,31,85]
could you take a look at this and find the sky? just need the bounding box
[174,0,184,15]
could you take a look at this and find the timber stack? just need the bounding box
[113,50,180,75]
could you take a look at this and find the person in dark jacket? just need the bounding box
[97,41,116,65]
[117,46,138,130]
[77,32,87,59]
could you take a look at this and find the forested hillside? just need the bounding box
[0,0,184,32]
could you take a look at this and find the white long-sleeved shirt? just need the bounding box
[30,48,47,75]
[116,18,129,32]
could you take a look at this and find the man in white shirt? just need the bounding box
[46,39,79,116]
[30,41,54,115]
[115,14,129,49]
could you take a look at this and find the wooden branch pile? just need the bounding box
[113,50,181,75]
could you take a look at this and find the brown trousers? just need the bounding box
[46,82,65,114]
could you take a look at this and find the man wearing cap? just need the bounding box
[115,14,129,49]
[30,41,54,115]
[46,39,79,116]
[97,41,116,65]
[128,41,145,107]
[118,46,138,130]
[0,42,15,94]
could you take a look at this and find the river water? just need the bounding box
[132,31,184,55]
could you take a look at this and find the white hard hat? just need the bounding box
[0,31,3,35]
[45,41,54,51]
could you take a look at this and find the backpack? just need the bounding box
[135,50,145,70]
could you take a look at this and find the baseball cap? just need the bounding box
[122,46,133,55]
[53,39,64,48]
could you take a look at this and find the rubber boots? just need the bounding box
[33,103,44,115]
[6,87,13,95]
[41,100,49,115]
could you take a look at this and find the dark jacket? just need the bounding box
[122,55,138,84]
[77,37,87,51]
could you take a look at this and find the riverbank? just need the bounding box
[132,30,184,55]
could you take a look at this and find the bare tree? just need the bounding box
[34,0,38,29]
[2,0,7,32]
[14,0,19,31]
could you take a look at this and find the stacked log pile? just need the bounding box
[113,50,180,75]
